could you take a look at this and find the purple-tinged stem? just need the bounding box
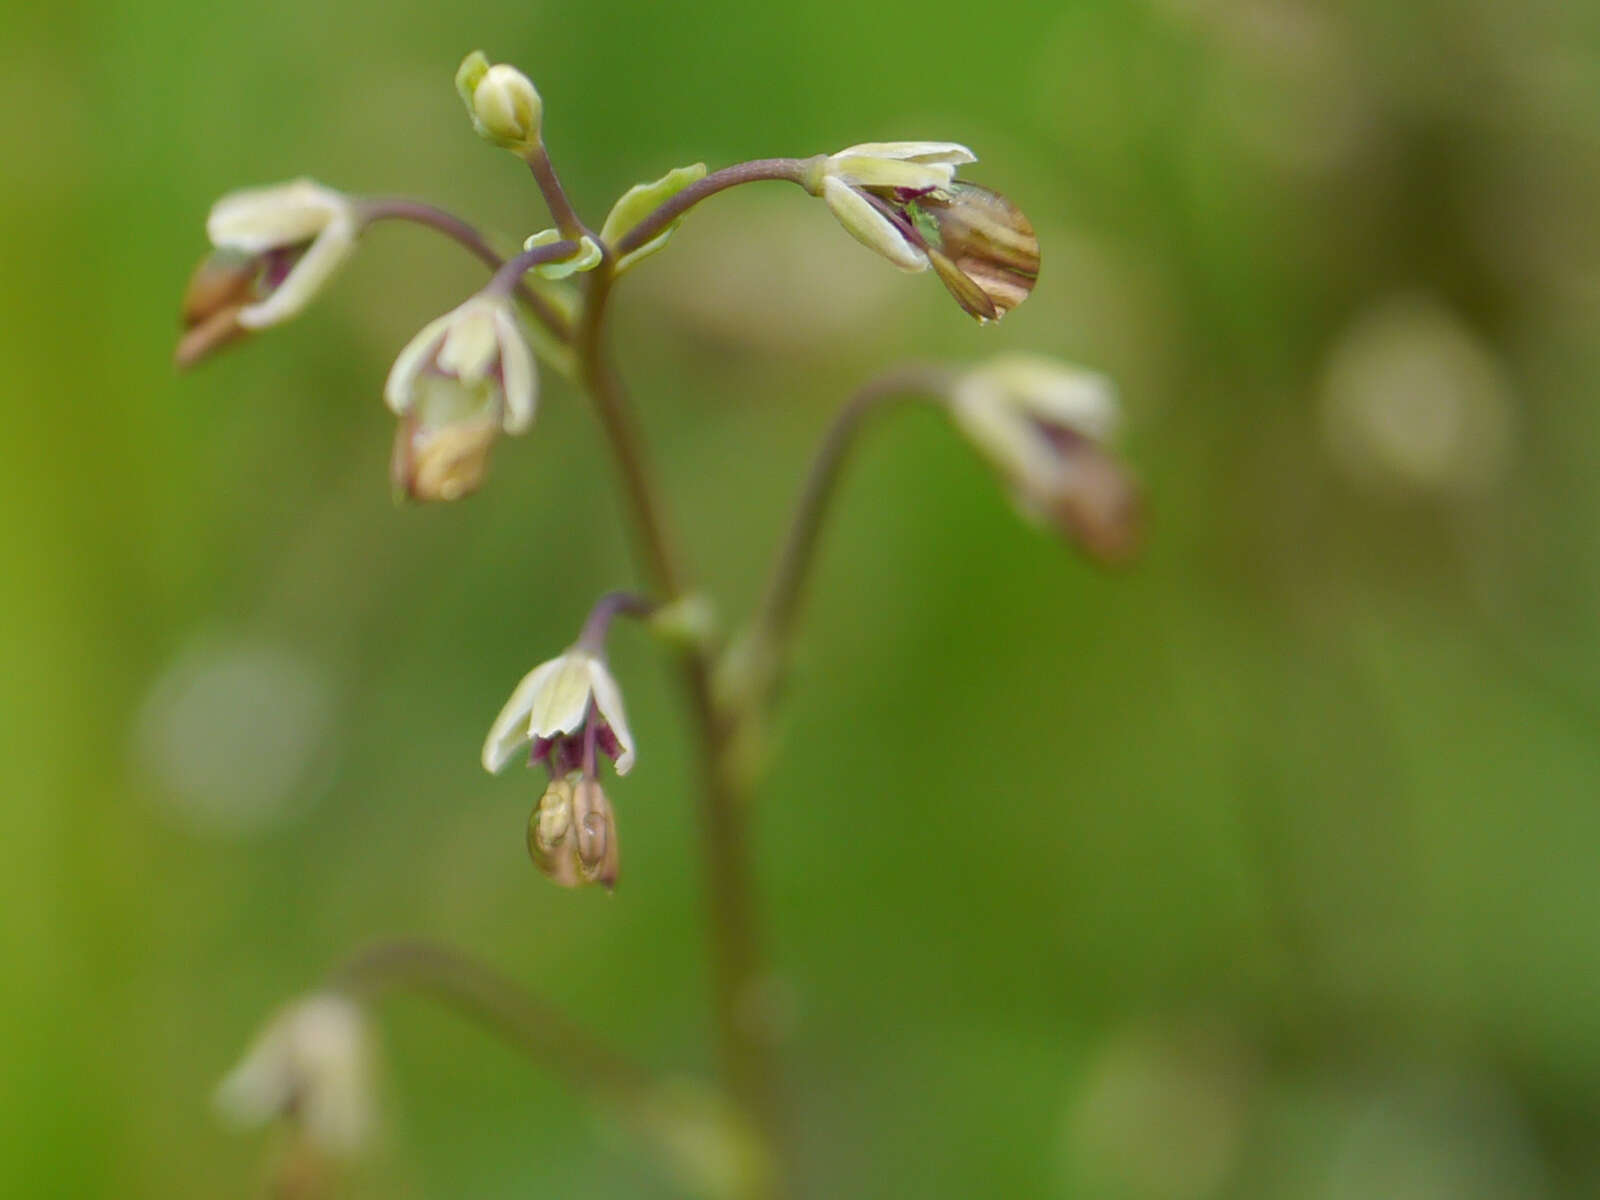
[358,198,572,340]
[524,142,589,242]
[611,158,818,258]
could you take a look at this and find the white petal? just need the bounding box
[207,178,348,252]
[236,209,357,329]
[384,310,454,415]
[526,652,598,738]
[826,156,956,191]
[435,298,500,385]
[481,657,564,773]
[821,178,928,273]
[832,141,976,166]
[492,304,538,433]
[585,657,635,774]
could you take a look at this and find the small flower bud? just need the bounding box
[456,51,542,150]
[215,992,377,1158]
[384,294,537,502]
[950,355,1141,563]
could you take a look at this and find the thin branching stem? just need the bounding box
[333,939,651,1105]
[358,198,573,340]
[524,142,590,241]
[612,158,816,259]
[753,365,956,667]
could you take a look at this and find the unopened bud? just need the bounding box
[457,51,542,150]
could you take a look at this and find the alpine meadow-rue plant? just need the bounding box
[184,49,1143,1199]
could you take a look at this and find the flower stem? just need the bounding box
[611,158,818,258]
[524,142,590,242]
[576,257,786,1200]
[747,365,954,694]
[333,938,650,1105]
[358,197,572,340]
[576,589,658,653]
[486,238,582,296]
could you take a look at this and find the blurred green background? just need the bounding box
[7,0,1600,1195]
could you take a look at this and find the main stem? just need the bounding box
[576,261,784,1199]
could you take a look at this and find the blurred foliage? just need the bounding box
[6,0,1600,1195]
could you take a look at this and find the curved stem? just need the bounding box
[358,198,572,340]
[753,365,954,659]
[611,158,818,259]
[575,260,785,1200]
[577,589,658,652]
[333,939,649,1104]
[487,238,581,296]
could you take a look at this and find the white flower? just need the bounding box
[482,648,635,776]
[950,356,1141,562]
[204,179,358,329]
[384,293,536,501]
[806,144,1039,321]
[214,992,376,1157]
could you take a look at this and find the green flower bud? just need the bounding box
[456,51,542,150]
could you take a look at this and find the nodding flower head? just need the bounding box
[485,647,634,889]
[178,180,358,367]
[214,992,377,1158]
[384,293,536,502]
[809,143,1039,323]
[950,355,1142,563]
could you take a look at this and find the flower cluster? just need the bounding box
[191,46,1144,1189]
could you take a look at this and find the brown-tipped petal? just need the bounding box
[390,412,499,503]
[174,304,250,368]
[572,778,619,889]
[917,183,1039,322]
[181,250,261,328]
[176,250,262,367]
[1049,448,1143,566]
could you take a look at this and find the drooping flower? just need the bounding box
[177,180,358,366]
[949,355,1142,562]
[484,646,635,889]
[214,992,377,1158]
[809,143,1039,322]
[384,293,536,502]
